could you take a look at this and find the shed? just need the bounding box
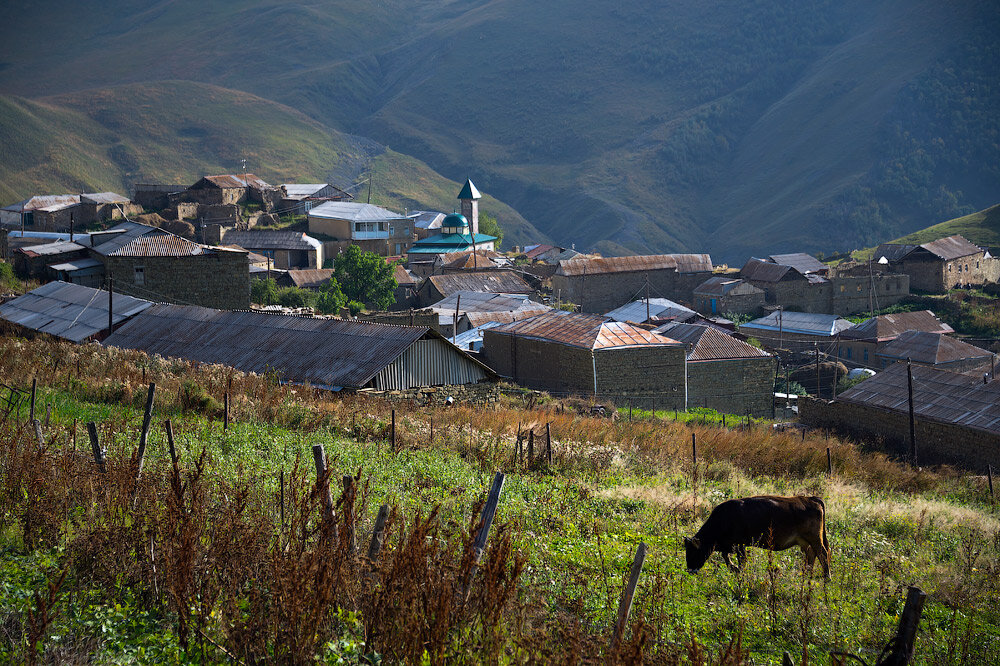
[693,276,766,316]
[417,271,533,306]
[222,230,323,269]
[103,304,496,391]
[0,281,152,342]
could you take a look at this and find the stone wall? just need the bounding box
[134,184,186,210]
[365,381,500,406]
[482,332,688,401]
[551,269,710,313]
[686,356,777,417]
[759,274,909,315]
[104,249,250,310]
[694,291,766,317]
[799,396,1000,470]
[895,253,999,293]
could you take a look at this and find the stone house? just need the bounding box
[426,291,549,338]
[307,202,414,256]
[873,235,1000,293]
[799,364,1000,470]
[876,331,996,373]
[740,257,909,315]
[1,193,140,232]
[12,241,89,279]
[221,230,323,269]
[656,322,776,417]
[182,174,272,207]
[132,184,186,210]
[692,276,766,316]
[482,309,688,405]
[280,183,353,214]
[551,254,714,314]
[739,310,853,353]
[277,269,334,291]
[837,311,953,367]
[416,271,533,307]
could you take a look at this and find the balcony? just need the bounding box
[352,230,391,240]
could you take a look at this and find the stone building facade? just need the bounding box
[874,235,1000,293]
[685,357,776,417]
[551,255,713,314]
[692,277,766,316]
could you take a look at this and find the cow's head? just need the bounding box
[683,536,712,573]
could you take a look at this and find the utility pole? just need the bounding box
[69,212,74,243]
[869,258,874,317]
[107,275,114,335]
[778,306,784,349]
[367,162,374,204]
[814,343,820,397]
[645,273,650,323]
[907,358,916,466]
[241,157,250,204]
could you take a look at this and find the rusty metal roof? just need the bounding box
[16,241,86,258]
[740,258,797,283]
[842,311,953,342]
[919,235,982,261]
[604,298,693,323]
[194,174,270,190]
[489,309,681,350]
[838,363,1000,433]
[103,304,439,389]
[0,281,152,342]
[285,269,333,289]
[107,235,205,257]
[877,331,994,366]
[441,251,502,270]
[393,264,418,286]
[222,230,322,252]
[424,271,533,297]
[556,254,713,276]
[657,323,770,360]
[1,195,80,213]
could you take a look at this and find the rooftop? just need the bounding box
[877,331,994,366]
[838,363,1000,433]
[0,281,152,342]
[741,311,853,337]
[604,298,694,324]
[409,211,445,230]
[15,240,86,257]
[841,310,954,342]
[919,235,983,261]
[556,254,713,276]
[767,253,828,275]
[457,178,482,200]
[488,309,682,350]
[423,272,533,297]
[740,258,796,283]
[694,276,763,296]
[656,323,770,361]
[194,174,270,189]
[222,230,323,252]
[285,269,334,289]
[408,232,498,253]
[307,201,408,221]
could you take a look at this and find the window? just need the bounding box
[863,348,868,362]
[394,243,402,255]
[977,261,980,269]
[134,266,145,286]
[846,347,852,359]
[948,264,953,272]
[957,264,962,273]
[389,225,395,236]
[965,264,969,272]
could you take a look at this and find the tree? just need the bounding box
[478,212,504,247]
[250,278,279,305]
[315,279,347,314]
[332,244,398,311]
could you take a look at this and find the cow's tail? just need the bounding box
[811,496,831,556]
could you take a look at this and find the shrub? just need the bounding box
[276,287,314,309]
[179,379,221,414]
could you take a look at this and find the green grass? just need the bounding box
[852,204,1000,261]
[2,342,998,663]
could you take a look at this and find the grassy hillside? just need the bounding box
[1,338,998,663]
[851,204,1000,261]
[0,82,542,247]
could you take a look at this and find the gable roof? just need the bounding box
[841,310,954,342]
[441,251,502,270]
[556,254,713,276]
[103,304,447,389]
[838,363,1000,433]
[604,298,694,323]
[919,235,982,261]
[694,276,764,296]
[741,310,853,337]
[222,230,322,252]
[393,264,418,286]
[463,308,550,328]
[457,179,481,200]
[409,211,446,230]
[873,243,919,263]
[307,201,408,221]
[488,309,682,350]
[89,222,165,256]
[193,174,270,190]
[286,269,334,289]
[656,323,770,360]
[108,235,207,257]
[15,240,86,258]
[767,253,828,274]
[0,281,152,342]
[2,195,80,213]
[740,257,797,282]
[423,271,532,298]
[877,331,993,366]
[80,192,130,205]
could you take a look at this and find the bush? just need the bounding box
[276,287,314,309]
[179,379,221,414]
[346,300,364,316]
[250,278,279,305]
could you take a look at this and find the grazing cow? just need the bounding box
[683,495,830,578]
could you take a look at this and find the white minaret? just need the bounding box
[457,178,481,236]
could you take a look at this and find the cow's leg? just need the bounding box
[735,545,747,571]
[721,550,739,573]
[803,534,831,579]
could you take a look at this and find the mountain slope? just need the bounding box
[0,82,542,246]
[891,204,1000,250]
[0,0,996,261]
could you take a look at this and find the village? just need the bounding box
[1,173,998,472]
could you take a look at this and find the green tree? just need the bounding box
[250,278,279,305]
[478,212,504,247]
[332,244,398,310]
[315,279,347,314]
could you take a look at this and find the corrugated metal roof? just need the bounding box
[556,254,713,276]
[768,253,828,274]
[842,311,953,341]
[307,201,407,221]
[393,264,418,286]
[108,235,205,257]
[430,291,536,312]
[48,258,104,272]
[424,272,532,297]
[604,298,694,323]
[286,269,333,289]
[874,243,918,263]
[441,252,501,270]
[16,241,85,257]
[89,222,161,256]
[694,276,763,296]
[920,235,982,261]
[741,258,796,283]
[0,281,152,342]
[741,311,853,337]
[281,183,329,197]
[877,331,993,365]
[104,304,439,388]
[838,363,1000,433]
[463,308,550,328]
[1,195,80,213]
[80,192,130,204]
[195,174,270,189]
[408,211,445,230]
[489,309,681,350]
[223,230,322,251]
[656,323,770,360]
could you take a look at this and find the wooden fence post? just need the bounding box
[527,430,534,463]
[367,505,389,562]
[137,383,156,478]
[611,542,648,653]
[279,468,285,526]
[33,419,43,446]
[44,404,51,427]
[87,421,105,473]
[881,586,927,666]
[827,447,833,476]
[473,472,506,562]
[312,444,336,526]
[223,392,229,430]
[28,377,37,424]
[546,422,552,464]
[163,420,178,466]
[342,475,357,554]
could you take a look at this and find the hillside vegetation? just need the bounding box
[891,204,1000,250]
[0,82,542,247]
[1,0,996,260]
[1,338,997,663]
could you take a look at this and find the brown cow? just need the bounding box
[683,495,830,578]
